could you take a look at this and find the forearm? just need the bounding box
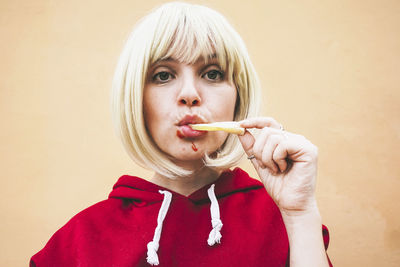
[281,203,329,267]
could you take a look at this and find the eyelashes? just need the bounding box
[202,69,224,81]
[152,71,173,83]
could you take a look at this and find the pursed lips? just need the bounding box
[177,114,207,138]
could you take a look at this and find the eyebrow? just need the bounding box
[156,57,175,63]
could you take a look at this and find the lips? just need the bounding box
[179,125,206,138]
[177,115,207,138]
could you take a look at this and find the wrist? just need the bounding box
[280,199,322,232]
[280,201,328,267]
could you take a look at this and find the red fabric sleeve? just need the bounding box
[322,225,333,266]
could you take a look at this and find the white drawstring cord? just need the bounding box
[207,184,223,246]
[146,190,172,266]
[146,185,222,265]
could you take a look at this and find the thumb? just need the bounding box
[238,129,256,156]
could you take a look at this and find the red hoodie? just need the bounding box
[31,168,332,266]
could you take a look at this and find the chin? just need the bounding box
[161,138,222,163]
[172,151,205,161]
[169,155,205,170]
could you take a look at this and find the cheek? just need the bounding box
[230,88,238,118]
[213,88,237,120]
[143,90,163,139]
[143,89,177,147]
[144,89,169,125]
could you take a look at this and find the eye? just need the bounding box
[152,71,174,83]
[203,69,224,81]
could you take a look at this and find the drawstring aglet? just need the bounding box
[146,241,159,265]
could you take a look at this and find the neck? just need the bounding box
[150,167,222,197]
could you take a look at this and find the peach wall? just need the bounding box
[1,0,399,266]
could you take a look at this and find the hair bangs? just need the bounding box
[149,4,230,73]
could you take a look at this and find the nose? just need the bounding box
[179,96,200,106]
[177,75,201,106]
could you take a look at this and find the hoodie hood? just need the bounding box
[108,167,263,205]
[108,167,264,265]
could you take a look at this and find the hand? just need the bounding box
[238,117,319,216]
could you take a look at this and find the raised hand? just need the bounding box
[238,117,319,215]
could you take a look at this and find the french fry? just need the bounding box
[190,121,245,135]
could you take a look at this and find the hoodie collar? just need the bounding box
[109,167,263,204]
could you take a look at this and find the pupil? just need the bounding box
[208,71,218,79]
[159,72,169,80]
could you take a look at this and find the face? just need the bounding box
[143,57,237,168]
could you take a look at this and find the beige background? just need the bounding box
[1,0,399,266]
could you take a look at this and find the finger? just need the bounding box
[239,117,281,130]
[272,140,289,173]
[238,130,263,169]
[273,141,290,172]
[252,128,270,165]
[237,129,256,156]
[261,135,283,174]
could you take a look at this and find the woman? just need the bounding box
[31,2,332,266]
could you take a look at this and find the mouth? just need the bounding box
[177,114,207,138]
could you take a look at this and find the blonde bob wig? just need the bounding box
[111,2,261,178]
